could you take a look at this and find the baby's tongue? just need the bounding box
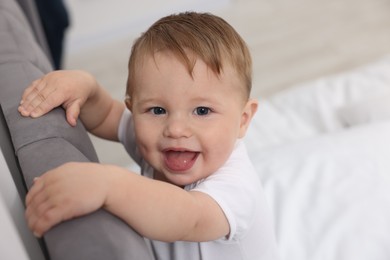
[165,151,197,171]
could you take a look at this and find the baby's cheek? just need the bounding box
[205,144,234,170]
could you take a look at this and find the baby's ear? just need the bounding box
[238,99,258,138]
[124,95,132,111]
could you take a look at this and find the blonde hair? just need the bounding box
[126,12,252,99]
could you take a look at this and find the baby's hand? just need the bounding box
[18,70,97,126]
[25,162,109,237]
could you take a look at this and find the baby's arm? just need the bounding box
[26,163,230,242]
[104,165,230,242]
[18,70,124,141]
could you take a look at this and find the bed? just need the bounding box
[244,55,390,260]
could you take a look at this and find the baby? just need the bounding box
[19,12,278,260]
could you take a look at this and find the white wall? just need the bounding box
[65,0,231,53]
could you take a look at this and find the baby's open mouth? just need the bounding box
[164,150,199,172]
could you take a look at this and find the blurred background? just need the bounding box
[59,0,390,167]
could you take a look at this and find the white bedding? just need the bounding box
[245,56,390,260]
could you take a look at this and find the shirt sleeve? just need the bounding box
[117,108,142,165]
[190,141,263,242]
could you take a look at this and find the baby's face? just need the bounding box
[129,51,256,186]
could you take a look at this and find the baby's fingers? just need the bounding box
[25,177,42,206]
[19,79,45,113]
[20,79,41,102]
[27,205,63,237]
[25,179,63,237]
[18,80,62,118]
[65,102,81,126]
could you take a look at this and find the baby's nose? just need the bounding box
[163,116,192,138]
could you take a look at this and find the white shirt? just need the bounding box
[118,109,278,260]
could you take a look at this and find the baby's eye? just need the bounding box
[194,107,211,116]
[150,107,166,115]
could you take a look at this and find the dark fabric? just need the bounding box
[34,0,70,69]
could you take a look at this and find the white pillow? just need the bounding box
[247,55,390,150]
[338,93,390,126]
[249,121,390,260]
